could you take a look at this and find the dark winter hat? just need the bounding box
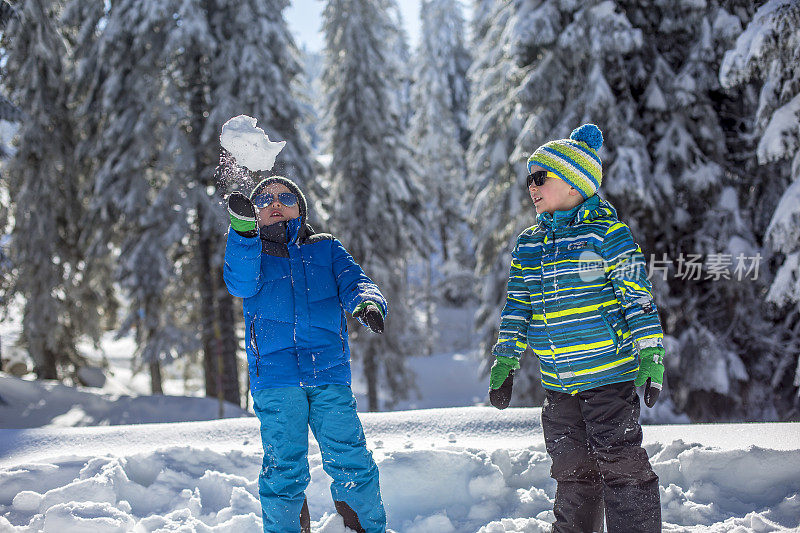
[250,176,308,225]
[527,124,604,199]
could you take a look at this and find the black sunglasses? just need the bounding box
[526,170,549,188]
[252,192,298,208]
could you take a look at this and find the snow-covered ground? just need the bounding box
[1,381,799,533]
[2,304,799,532]
[0,373,250,428]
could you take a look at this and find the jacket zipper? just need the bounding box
[340,313,347,352]
[250,315,260,376]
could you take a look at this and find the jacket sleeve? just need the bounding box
[601,221,664,351]
[491,241,532,361]
[223,229,263,298]
[331,239,388,317]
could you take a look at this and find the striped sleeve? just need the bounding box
[601,222,664,351]
[491,241,532,361]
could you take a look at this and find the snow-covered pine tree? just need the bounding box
[470,0,648,405]
[720,0,800,415]
[468,0,525,350]
[467,0,548,405]
[608,0,798,422]
[190,0,316,407]
[388,2,414,129]
[470,0,796,420]
[0,95,20,160]
[60,0,121,354]
[296,47,331,220]
[0,93,20,227]
[205,0,314,191]
[0,0,96,379]
[0,95,19,304]
[322,0,428,411]
[69,0,197,393]
[166,0,244,408]
[299,47,326,153]
[409,0,473,316]
[67,0,313,402]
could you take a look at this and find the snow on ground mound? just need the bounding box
[1,408,799,532]
[0,373,250,428]
[220,115,285,172]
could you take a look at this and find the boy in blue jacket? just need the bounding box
[488,125,664,532]
[224,176,387,533]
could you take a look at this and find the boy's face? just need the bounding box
[254,183,301,227]
[528,165,583,215]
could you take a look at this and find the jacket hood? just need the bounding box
[577,194,618,223]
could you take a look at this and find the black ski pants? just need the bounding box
[541,381,661,533]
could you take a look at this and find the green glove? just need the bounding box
[635,346,665,408]
[228,192,258,238]
[635,347,665,387]
[489,356,520,390]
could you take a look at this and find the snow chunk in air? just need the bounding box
[220,115,286,172]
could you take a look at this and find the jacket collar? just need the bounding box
[536,194,617,229]
[259,217,305,257]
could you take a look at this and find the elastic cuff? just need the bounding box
[354,301,383,318]
[234,230,257,239]
[636,337,663,351]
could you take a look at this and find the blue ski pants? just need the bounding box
[252,384,386,533]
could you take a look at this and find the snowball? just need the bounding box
[220,115,286,172]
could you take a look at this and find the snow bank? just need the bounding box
[220,115,285,172]
[0,373,250,428]
[1,408,798,532]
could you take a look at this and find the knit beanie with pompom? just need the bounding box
[526,124,604,199]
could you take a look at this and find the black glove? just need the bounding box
[227,191,258,238]
[489,370,514,410]
[353,302,384,334]
[643,378,661,408]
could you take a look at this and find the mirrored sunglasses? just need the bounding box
[253,192,298,208]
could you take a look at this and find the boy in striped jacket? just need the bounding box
[488,124,664,532]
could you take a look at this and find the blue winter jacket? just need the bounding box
[224,217,387,390]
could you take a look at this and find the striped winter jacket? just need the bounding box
[492,194,664,394]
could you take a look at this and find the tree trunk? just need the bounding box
[198,216,241,408]
[364,343,379,412]
[425,258,434,356]
[217,274,240,406]
[31,340,58,380]
[199,227,219,399]
[185,42,240,409]
[149,358,163,395]
[439,218,449,263]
